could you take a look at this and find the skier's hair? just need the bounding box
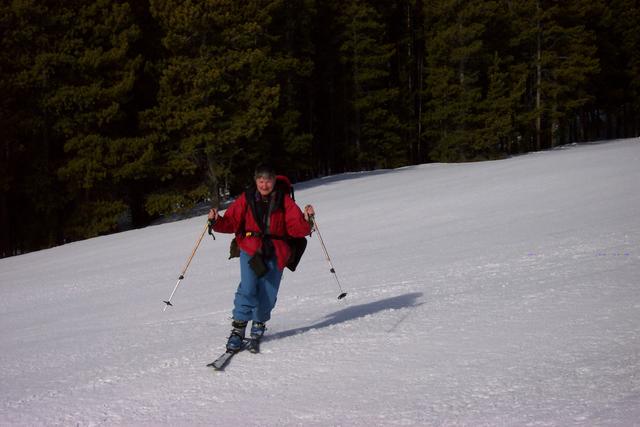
[254,163,276,180]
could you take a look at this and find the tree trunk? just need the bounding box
[415,0,424,163]
[535,0,542,151]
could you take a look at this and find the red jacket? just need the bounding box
[213,189,311,271]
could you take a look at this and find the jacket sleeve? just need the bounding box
[283,196,312,238]
[212,193,247,234]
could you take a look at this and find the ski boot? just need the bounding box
[248,321,266,353]
[226,320,247,352]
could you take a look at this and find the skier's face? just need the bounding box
[256,176,275,196]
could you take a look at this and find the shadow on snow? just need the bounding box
[266,292,424,342]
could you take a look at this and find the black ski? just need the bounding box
[207,341,249,370]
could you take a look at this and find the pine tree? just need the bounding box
[307,0,348,174]
[477,54,517,155]
[0,1,75,253]
[598,0,640,137]
[393,0,426,164]
[1,1,35,255]
[337,0,404,169]
[506,0,600,149]
[44,0,145,240]
[264,0,316,180]
[423,0,499,162]
[479,2,531,155]
[145,0,304,212]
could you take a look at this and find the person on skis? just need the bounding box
[208,163,315,352]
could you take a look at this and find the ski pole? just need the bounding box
[310,215,348,300]
[163,222,209,311]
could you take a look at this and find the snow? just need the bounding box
[1,138,640,426]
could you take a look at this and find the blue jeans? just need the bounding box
[232,251,283,323]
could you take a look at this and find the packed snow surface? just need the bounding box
[1,139,639,426]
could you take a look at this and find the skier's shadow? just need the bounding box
[265,292,423,342]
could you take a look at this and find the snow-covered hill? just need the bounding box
[1,138,639,426]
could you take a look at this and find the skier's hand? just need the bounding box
[303,205,315,222]
[208,208,219,223]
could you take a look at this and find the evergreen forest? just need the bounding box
[2,0,639,257]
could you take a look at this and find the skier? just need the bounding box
[208,163,315,353]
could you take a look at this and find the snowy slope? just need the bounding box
[1,138,639,426]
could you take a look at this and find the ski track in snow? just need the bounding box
[1,138,640,426]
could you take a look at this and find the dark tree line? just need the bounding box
[2,0,639,257]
